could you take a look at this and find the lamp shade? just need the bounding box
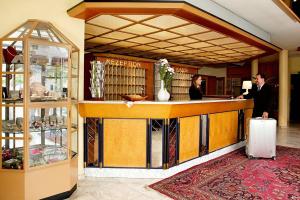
[242,81,252,90]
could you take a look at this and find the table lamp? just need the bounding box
[242,80,252,95]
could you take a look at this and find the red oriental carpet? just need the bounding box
[149,146,300,200]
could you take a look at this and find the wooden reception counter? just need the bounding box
[79,99,253,169]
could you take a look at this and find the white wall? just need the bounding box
[198,66,227,78]
[0,0,85,175]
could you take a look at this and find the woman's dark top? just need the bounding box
[189,85,203,100]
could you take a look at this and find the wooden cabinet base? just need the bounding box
[41,184,77,200]
[0,157,78,200]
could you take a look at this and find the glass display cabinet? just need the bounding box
[0,19,79,200]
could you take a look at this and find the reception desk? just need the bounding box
[79,99,253,169]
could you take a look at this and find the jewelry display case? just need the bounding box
[0,19,79,200]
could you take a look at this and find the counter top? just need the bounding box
[79,98,245,105]
[79,99,253,119]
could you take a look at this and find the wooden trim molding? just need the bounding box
[273,0,300,23]
[78,99,254,119]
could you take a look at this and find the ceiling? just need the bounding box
[68,1,280,66]
[211,0,300,51]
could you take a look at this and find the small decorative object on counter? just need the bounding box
[156,58,175,101]
[120,94,148,101]
[90,60,105,99]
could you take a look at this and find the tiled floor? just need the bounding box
[69,124,300,200]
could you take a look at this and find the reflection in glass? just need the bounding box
[71,104,78,156]
[2,107,24,138]
[151,119,163,168]
[2,74,24,103]
[29,44,68,102]
[71,51,79,100]
[86,118,99,167]
[1,139,23,169]
[200,115,208,156]
[2,40,24,105]
[29,107,68,167]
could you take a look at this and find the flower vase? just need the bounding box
[157,80,170,101]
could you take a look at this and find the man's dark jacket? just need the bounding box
[244,83,273,118]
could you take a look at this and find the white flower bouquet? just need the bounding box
[157,58,175,90]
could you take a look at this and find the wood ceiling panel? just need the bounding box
[234,46,261,52]
[111,41,138,47]
[126,36,158,44]
[85,34,94,39]
[86,37,117,44]
[167,37,198,45]
[102,31,136,40]
[207,55,226,59]
[119,15,154,22]
[191,31,225,41]
[169,24,209,35]
[244,50,265,55]
[226,52,246,57]
[186,42,213,48]
[166,51,185,56]
[181,49,204,54]
[88,15,133,29]
[196,52,216,56]
[148,41,176,48]
[132,45,157,51]
[147,31,180,40]
[151,49,172,54]
[201,46,225,52]
[222,42,250,48]
[120,24,159,35]
[214,49,237,54]
[209,37,239,45]
[166,46,191,51]
[85,24,111,35]
[143,15,189,29]
[181,54,195,58]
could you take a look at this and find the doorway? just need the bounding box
[290,74,300,122]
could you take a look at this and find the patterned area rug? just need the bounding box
[149,146,300,200]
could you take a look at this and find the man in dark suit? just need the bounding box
[238,73,273,119]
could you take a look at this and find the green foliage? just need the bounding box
[157,59,175,91]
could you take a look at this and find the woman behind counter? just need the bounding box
[189,74,203,100]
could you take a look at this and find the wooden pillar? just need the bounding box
[251,59,258,83]
[279,50,289,127]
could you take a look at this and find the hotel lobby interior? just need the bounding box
[0,0,300,199]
